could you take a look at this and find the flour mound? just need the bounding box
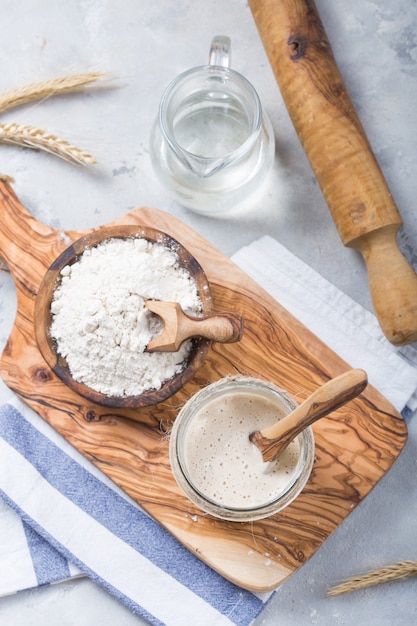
[49,237,202,397]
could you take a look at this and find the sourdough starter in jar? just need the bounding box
[170,376,314,521]
[184,391,300,507]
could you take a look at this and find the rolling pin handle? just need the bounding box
[355,226,417,346]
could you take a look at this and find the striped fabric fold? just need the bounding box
[232,236,417,416]
[0,400,268,626]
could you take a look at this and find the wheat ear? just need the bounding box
[0,72,108,115]
[0,123,96,166]
[327,560,417,597]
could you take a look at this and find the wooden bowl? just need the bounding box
[34,225,213,408]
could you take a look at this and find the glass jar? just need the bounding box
[169,376,314,522]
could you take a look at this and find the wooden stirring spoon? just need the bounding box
[250,369,368,462]
[145,300,243,351]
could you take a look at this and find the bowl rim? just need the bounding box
[34,224,213,408]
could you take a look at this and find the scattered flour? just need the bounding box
[49,236,202,397]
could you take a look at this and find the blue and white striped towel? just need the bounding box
[0,236,416,626]
[0,398,266,626]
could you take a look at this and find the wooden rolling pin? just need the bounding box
[248,0,417,346]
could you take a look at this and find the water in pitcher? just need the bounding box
[172,93,251,159]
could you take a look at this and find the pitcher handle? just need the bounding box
[208,35,231,68]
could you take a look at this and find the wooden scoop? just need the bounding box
[145,300,243,351]
[248,0,417,346]
[250,369,368,462]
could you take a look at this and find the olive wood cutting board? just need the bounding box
[0,179,407,593]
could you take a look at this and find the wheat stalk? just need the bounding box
[0,72,114,165]
[327,560,417,597]
[0,72,108,115]
[0,123,96,166]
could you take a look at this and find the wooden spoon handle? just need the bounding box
[248,0,417,345]
[179,312,242,344]
[251,369,368,461]
[145,300,243,351]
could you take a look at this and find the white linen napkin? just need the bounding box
[0,235,416,626]
[232,236,417,417]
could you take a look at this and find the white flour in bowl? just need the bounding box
[49,236,202,397]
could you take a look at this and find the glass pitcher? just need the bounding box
[149,36,275,216]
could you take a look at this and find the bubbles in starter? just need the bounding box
[183,391,301,508]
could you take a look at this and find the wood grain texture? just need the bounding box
[0,179,407,592]
[248,0,417,346]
